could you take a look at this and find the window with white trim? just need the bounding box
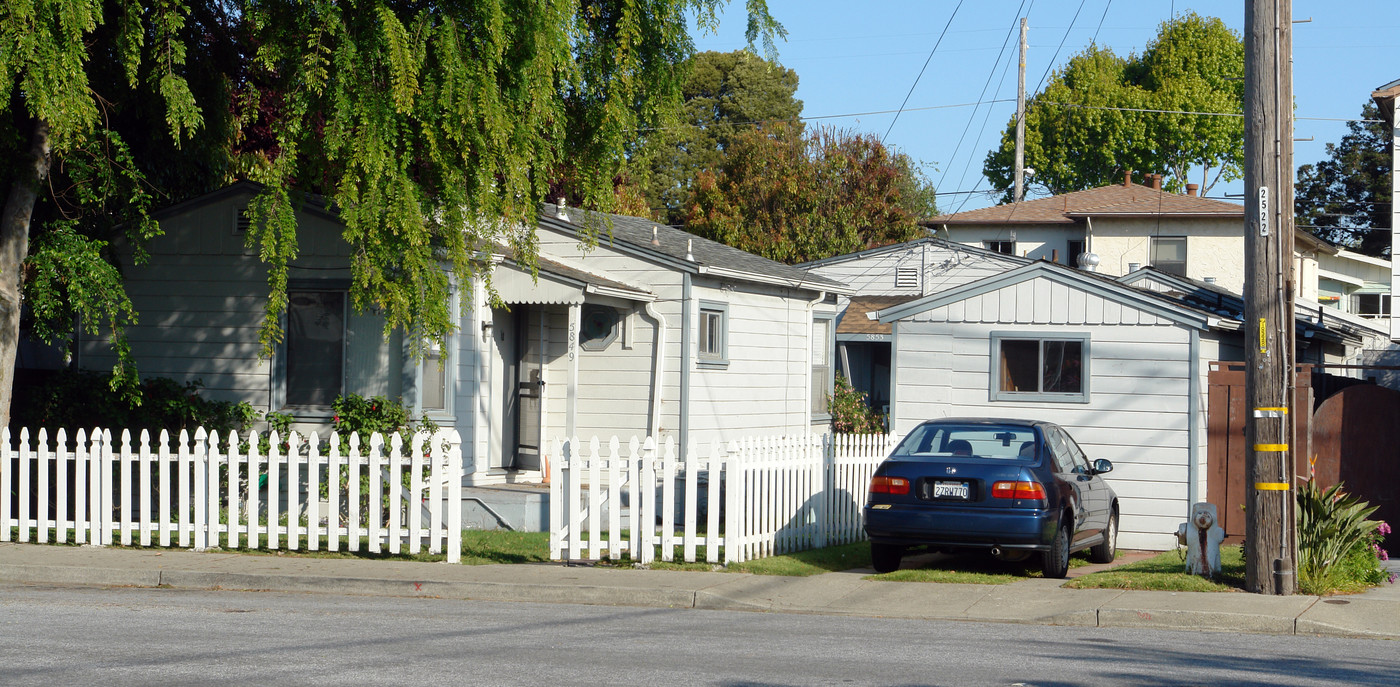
[421,338,447,412]
[990,333,1089,403]
[698,301,728,367]
[984,240,1015,255]
[1355,293,1391,319]
[812,316,833,416]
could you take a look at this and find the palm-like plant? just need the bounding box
[1295,480,1382,594]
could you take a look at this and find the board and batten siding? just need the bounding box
[891,275,1204,550]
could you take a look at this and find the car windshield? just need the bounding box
[891,423,1038,461]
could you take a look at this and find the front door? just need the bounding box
[513,306,544,471]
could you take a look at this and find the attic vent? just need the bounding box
[233,208,252,235]
[895,266,919,289]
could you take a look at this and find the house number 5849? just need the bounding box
[568,322,577,361]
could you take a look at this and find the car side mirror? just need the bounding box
[1092,458,1113,475]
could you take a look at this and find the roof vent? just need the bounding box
[1129,262,1141,272]
[686,239,694,262]
[651,226,661,247]
[555,197,569,221]
[1204,276,1217,284]
[1124,170,1133,187]
[895,266,919,289]
[1186,183,1199,197]
[1078,252,1101,272]
[1150,174,1162,191]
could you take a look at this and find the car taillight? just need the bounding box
[991,481,1046,500]
[869,476,910,495]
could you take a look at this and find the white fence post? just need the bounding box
[446,430,463,563]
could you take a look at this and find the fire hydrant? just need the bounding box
[1176,502,1225,578]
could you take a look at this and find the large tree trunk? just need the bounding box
[0,119,52,429]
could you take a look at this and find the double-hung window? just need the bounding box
[990,333,1089,403]
[811,316,834,416]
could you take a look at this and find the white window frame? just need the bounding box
[697,300,729,368]
[811,314,835,419]
[989,332,1090,403]
[984,240,1015,255]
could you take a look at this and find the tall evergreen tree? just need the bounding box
[1295,101,1392,257]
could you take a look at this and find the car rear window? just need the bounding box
[891,424,1038,461]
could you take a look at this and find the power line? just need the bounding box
[1031,0,1088,95]
[936,2,1028,195]
[1089,0,1113,46]
[883,0,964,141]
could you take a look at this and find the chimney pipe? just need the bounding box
[1124,170,1132,187]
[1186,183,1199,197]
[1151,174,1162,191]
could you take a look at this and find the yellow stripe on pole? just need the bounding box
[1254,482,1290,491]
[1253,443,1289,452]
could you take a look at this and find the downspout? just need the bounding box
[1084,216,1094,257]
[643,302,667,437]
[1188,328,1201,510]
[680,272,692,460]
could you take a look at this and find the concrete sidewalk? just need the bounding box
[2,541,1397,639]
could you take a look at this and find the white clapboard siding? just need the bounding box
[1,427,462,563]
[549,433,897,564]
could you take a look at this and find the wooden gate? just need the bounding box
[1310,384,1400,548]
[1205,363,1312,539]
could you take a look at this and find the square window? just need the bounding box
[991,333,1088,403]
[1151,236,1187,277]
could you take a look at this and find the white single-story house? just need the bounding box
[799,238,1029,414]
[872,260,1245,551]
[72,185,848,485]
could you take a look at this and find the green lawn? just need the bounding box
[1065,547,1247,592]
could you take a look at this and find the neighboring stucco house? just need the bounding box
[799,238,1028,414]
[1315,249,1392,324]
[924,172,1333,299]
[73,185,847,486]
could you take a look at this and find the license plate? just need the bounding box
[932,481,969,500]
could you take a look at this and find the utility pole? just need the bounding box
[1243,0,1296,595]
[1013,17,1028,203]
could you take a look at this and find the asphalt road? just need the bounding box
[1,582,1393,686]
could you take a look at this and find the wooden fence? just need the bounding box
[1,427,463,563]
[548,433,896,564]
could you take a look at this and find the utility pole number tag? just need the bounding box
[1257,186,1269,237]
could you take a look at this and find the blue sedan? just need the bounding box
[863,418,1119,577]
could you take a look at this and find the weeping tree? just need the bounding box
[1,0,784,427]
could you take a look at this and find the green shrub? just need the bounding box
[10,369,260,439]
[1295,479,1390,595]
[827,376,885,434]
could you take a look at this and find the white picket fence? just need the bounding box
[1,426,463,562]
[549,433,896,564]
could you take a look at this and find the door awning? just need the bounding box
[491,251,655,305]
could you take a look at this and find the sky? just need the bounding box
[689,1,1397,214]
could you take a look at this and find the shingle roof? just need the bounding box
[923,182,1243,225]
[837,296,920,336]
[539,204,848,292]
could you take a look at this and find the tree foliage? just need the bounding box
[635,49,802,225]
[1,0,226,425]
[239,1,782,360]
[1295,101,1392,257]
[1,1,785,426]
[686,122,935,264]
[984,11,1243,200]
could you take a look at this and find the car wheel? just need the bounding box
[1089,510,1118,564]
[1040,522,1071,579]
[871,543,904,573]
